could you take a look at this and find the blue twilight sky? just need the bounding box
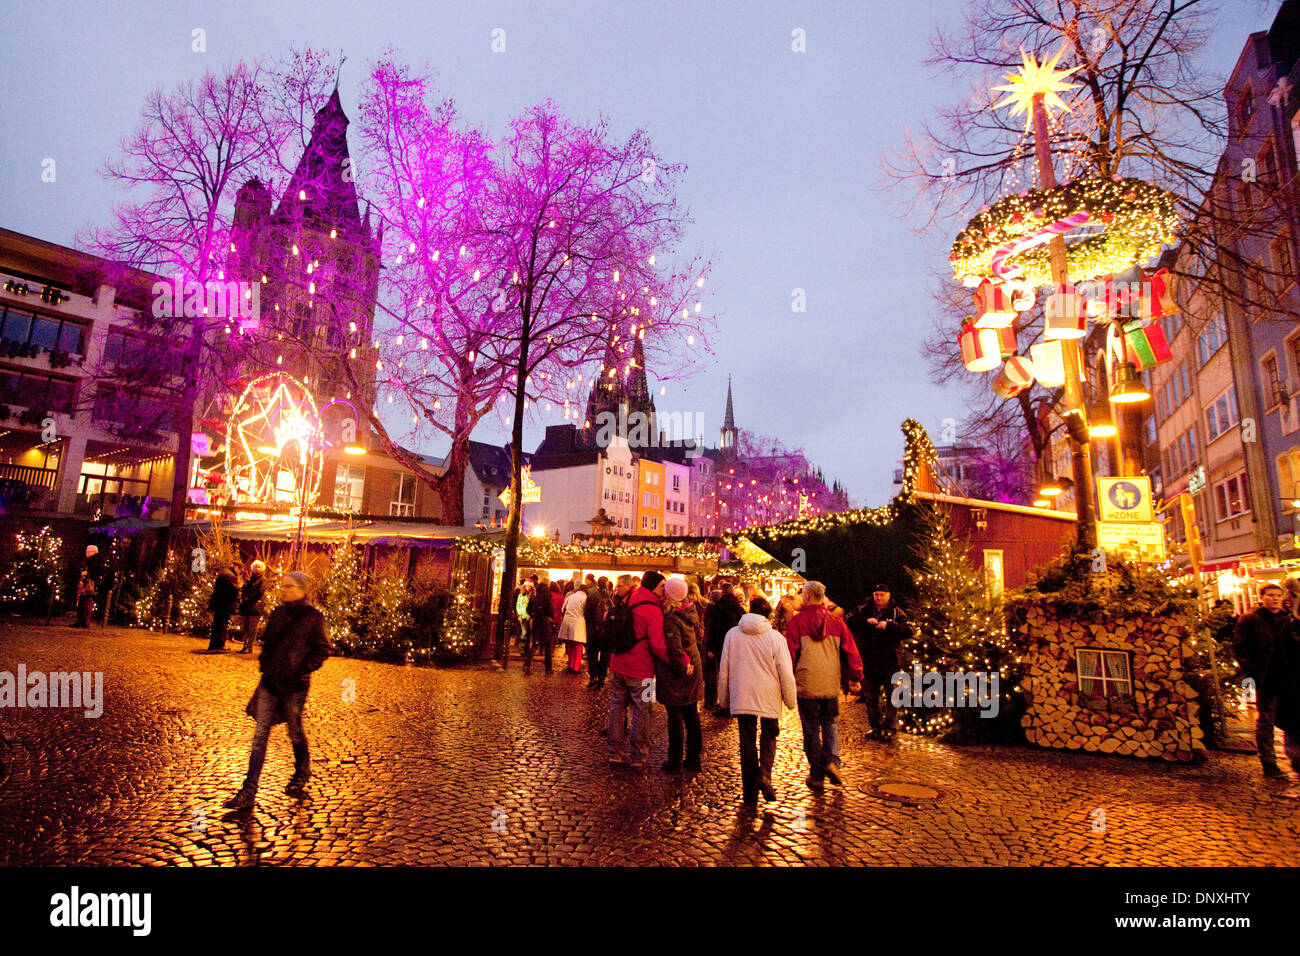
[0,0,1277,505]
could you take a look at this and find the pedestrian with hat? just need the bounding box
[848,583,912,742]
[224,569,330,809]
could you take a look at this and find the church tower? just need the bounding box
[719,375,737,456]
[227,84,381,414]
[578,323,657,449]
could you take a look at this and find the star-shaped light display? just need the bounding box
[992,47,1082,128]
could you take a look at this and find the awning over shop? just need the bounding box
[186,517,477,548]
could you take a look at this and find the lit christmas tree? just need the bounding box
[135,548,193,631]
[361,564,413,659]
[902,504,1011,735]
[175,523,240,634]
[0,526,64,613]
[320,536,365,651]
[438,569,480,660]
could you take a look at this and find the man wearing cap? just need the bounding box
[224,570,331,809]
[607,569,684,772]
[848,584,912,742]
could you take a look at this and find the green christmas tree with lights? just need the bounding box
[361,564,413,660]
[320,536,365,651]
[438,569,480,660]
[0,526,64,613]
[902,504,1011,735]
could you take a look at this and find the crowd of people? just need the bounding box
[506,569,915,806]
[201,564,1300,813]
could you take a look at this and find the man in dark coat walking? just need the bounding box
[1268,602,1300,781]
[224,570,330,809]
[207,561,241,651]
[1234,583,1290,778]
[704,580,744,713]
[848,584,911,742]
[526,576,555,675]
[585,576,612,688]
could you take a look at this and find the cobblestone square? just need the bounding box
[1,624,1298,866]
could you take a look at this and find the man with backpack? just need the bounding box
[606,570,686,772]
[785,581,863,791]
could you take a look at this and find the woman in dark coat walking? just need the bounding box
[207,562,241,651]
[238,560,268,653]
[224,570,330,809]
[657,578,703,772]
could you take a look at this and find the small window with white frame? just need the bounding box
[390,473,416,516]
[1076,649,1134,708]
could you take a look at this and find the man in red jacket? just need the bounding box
[607,570,684,772]
[785,582,863,790]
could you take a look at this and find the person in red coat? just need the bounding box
[607,570,686,772]
[784,582,863,790]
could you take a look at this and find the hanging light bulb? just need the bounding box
[432,250,440,262]
[467,350,475,362]
[291,244,299,256]
[349,321,357,332]
[687,335,695,345]
[330,228,337,239]
[396,334,404,345]
[299,189,306,201]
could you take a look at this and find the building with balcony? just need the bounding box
[1,228,178,531]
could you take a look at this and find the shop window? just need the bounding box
[334,463,364,512]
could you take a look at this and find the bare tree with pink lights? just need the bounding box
[81,53,335,538]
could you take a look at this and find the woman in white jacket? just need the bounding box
[558,586,588,674]
[717,599,797,805]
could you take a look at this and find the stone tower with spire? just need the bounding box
[578,324,657,449]
[719,375,737,456]
[227,83,381,414]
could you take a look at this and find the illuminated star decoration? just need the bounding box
[991,47,1082,129]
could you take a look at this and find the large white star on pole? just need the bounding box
[992,47,1082,128]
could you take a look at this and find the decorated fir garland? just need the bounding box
[949,177,1180,287]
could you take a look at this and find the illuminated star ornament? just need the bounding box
[992,47,1082,128]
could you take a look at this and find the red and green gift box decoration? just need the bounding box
[960,319,1002,371]
[1123,320,1173,369]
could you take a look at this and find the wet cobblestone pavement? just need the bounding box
[2,624,1298,866]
